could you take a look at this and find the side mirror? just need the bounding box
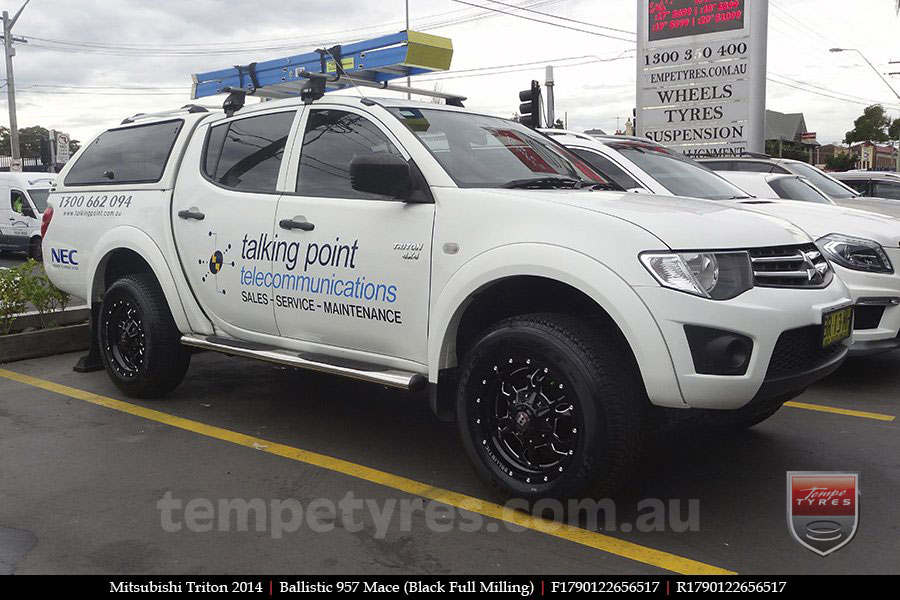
[350,154,412,199]
[22,207,36,219]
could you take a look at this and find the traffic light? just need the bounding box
[519,80,541,128]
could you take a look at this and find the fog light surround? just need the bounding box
[684,325,754,376]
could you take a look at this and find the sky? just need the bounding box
[1,0,899,147]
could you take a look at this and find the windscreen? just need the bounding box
[609,141,750,200]
[27,189,50,212]
[768,177,833,204]
[388,107,606,188]
[783,162,857,199]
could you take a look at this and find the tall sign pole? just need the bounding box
[2,1,31,163]
[636,0,768,157]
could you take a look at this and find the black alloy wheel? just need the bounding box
[102,297,146,378]
[473,354,579,485]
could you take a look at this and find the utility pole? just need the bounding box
[405,0,411,100]
[2,0,30,164]
[831,48,900,172]
[545,66,554,128]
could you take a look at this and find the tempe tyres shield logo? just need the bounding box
[787,472,859,556]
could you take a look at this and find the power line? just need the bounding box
[415,54,632,83]
[770,73,900,107]
[481,0,634,36]
[767,77,900,110]
[17,1,568,57]
[8,53,634,95]
[413,51,632,80]
[447,0,635,42]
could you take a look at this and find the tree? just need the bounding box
[825,152,857,172]
[890,118,900,144]
[765,139,808,162]
[844,104,892,144]
[0,124,80,158]
[18,126,51,158]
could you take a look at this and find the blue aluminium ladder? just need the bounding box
[191,30,464,111]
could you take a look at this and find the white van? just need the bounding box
[0,172,55,260]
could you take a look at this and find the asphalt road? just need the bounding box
[0,252,28,270]
[0,348,896,576]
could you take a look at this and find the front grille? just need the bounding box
[748,244,832,288]
[853,305,885,330]
[767,325,845,378]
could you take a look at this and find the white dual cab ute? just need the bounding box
[546,131,900,358]
[44,96,856,502]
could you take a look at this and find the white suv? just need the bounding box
[42,99,853,501]
[550,130,900,357]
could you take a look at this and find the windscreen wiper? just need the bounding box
[588,182,623,191]
[500,176,584,189]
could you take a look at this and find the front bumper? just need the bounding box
[832,256,900,356]
[635,281,853,410]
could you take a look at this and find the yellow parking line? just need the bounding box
[0,367,733,575]
[784,401,895,422]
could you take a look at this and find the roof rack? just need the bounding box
[191,30,464,115]
[121,104,209,125]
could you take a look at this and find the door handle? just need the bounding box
[177,208,205,221]
[279,218,315,231]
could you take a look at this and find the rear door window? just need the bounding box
[203,110,296,192]
[874,181,900,200]
[65,120,183,186]
[841,179,870,195]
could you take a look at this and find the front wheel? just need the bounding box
[99,273,190,398]
[456,313,647,504]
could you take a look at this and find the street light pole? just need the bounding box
[831,48,900,172]
[829,48,900,101]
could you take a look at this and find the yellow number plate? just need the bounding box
[822,306,853,348]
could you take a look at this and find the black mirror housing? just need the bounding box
[350,154,413,199]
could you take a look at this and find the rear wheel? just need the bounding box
[28,237,42,262]
[99,273,190,398]
[456,313,646,503]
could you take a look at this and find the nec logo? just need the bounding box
[50,248,79,266]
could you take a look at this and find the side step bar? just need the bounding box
[181,335,427,391]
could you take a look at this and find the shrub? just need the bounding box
[17,259,71,328]
[0,260,72,334]
[0,267,27,335]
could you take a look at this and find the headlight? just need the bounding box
[817,234,893,273]
[640,251,754,300]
